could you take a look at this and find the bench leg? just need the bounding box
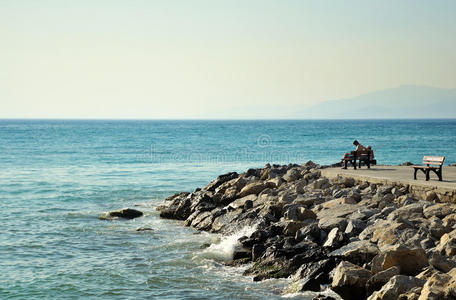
[425,169,430,181]
[414,168,418,180]
[433,169,443,181]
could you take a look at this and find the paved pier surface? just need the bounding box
[321,165,456,202]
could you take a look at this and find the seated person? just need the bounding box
[341,140,366,169]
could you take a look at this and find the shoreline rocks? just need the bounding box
[157,161,456,299]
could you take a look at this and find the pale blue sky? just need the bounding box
[1,0,455,118]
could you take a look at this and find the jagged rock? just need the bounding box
[345,219,367,237]
[238,182,267,198]
[283,168,302,182]
[278,191,298,204]
[233,246,251,260]
[368,275,426,300]
[295,222,321,243]
[429,251,456,273]
[418,270,456,300]
[265,177,282,189]
[424,203,456,219]
[425,191,439,202]
[287,259,336,292]
[323,228,345,248]
[366,266,401,295]
[436,230,456,256]
[371,245,428,275]
[331,261,372,300]
[371,221,415,248]
[294,179,307,194]
[442,213,456,228]
[252,244,267,261]
[313,178,330,189]
[321,197,357,209]
[282,220,307,236]
[330,240,379,265]
[243,257,295,281]
[203,172,239,192]
[284,204,316,221]
[99,208,143,220]
[319,217,348,232]
[387,202,424,222]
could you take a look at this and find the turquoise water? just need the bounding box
[1,119,455,299]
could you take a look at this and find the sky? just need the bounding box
[1,0,456,119]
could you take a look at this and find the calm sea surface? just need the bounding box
[1,119,455,299]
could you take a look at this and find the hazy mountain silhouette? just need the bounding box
[297,85,456,119]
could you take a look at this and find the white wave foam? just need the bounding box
[201,224,258,261]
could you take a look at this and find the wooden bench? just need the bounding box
[412,156,445,181]
[342,149,376,169]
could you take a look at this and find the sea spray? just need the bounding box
[201,223,259,261]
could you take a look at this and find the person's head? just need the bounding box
[353,140,359,146]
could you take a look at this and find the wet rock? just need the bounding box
[136,227,154,232]
[371,245,428,276]
[252,244,267,261]
[368,275,425,300]
[331,261,372,300]
[287,258,336,292]
[99,208,143,220]
[243,257,294,281]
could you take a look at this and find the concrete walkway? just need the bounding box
[321,165,456,202]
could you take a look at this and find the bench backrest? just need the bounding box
[422,156,445,166]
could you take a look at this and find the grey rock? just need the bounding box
[330,240,379,265]
[331,261,372,300]
[323,227,345,248]
[99,208,143,220]
[367,275,425,300]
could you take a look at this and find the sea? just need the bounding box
[1,119,455,299]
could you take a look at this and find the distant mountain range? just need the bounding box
[297,85,456,119]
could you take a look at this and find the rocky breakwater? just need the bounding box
[157,161,456,299]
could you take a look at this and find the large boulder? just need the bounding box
[312,178,330,190]
[99,208,143,220]
[423,203,456,219]
[371,245,428,276]
[203,172,238,192]
[418,268,456,299]
[366,266,401,295]
[436,230,456,256]
[368,275,426,300]
[331,261,372,300]
[330,240,379,265]
[238,182,267,198]
[283,168,302,182]
[284,204,316,221]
